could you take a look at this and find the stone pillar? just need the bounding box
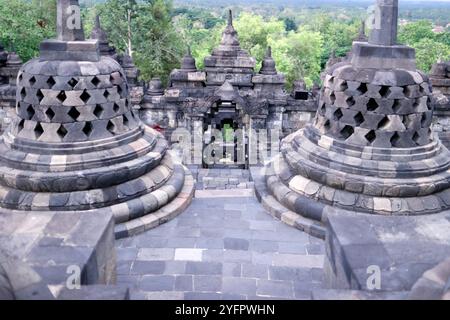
[368,0,398,46]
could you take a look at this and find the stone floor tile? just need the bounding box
[137,248,175,261]
[139,275,175,292]
[256,280,294,299]
[222,277,257,296]
[131,261,166,275]
[167,237,197,248]
[224,238,250,251]
[222,262,242,277]
[223,250,252,263]
[196,238,224,249]
[193,275,222,292]
[175,275,193,291]
[249,240,279,253]
[185,261,222,275]
[272,254,325,268]
[174,248,204,261]
[241,263,268,279]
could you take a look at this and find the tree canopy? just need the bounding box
[1,1,449,87]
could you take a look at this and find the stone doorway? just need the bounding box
[202,101,248,169]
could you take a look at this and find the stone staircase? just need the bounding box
[189,166,254,190]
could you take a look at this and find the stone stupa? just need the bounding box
[255,0,450,237]
[0,0,194,239]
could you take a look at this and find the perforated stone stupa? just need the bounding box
[0,0,194,239]
[257,0,450,230]
[0,44,22,132]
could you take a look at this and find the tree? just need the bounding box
[93,0,139,56]
[398,20,435,45]
[233,12,285,66]
[414,38,450,72]
[269,29,324,89]
[398,20,450,72]
[90,0,184,83]
[0,0,56,61]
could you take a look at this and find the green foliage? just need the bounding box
[269,29,323,88]
[398,20,450,72]
[0,0,56,61]
[90,0,184,83]
[2,0,449,89]
[414,38,450,72]
[233,13,285,66]
[398,20,435,45]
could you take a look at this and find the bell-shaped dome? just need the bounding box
[180,47,197,72]
[147,77,165,96]
[260,47,277,75]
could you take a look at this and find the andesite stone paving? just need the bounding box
[115,192,325,300]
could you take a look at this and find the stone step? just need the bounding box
[250,166,326,239]
[114,166,195,239]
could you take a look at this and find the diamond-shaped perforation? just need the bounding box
[392,100,401,113]
[26,105,35,120]
[103,90,110,99]
[367,98,378,111]
[333,108,343,121]
[45,107,55,121]
[94,104,104,118]
[91,76,100,87]
[421,113,428,127]
[29,76,36,86]
[379,86,389,98]
[123,114,129,127]
[412,132,420,145]
[365,130,376,143]
[68,78,78,88]
[357,83,367,94]
[82,122,93,136]
[36,89,44,102]
[340,125,354,140]
[17,119,24,132]
[57,124,68,139]
[329,92,336,104]
[354,112,364,125]
[377,116,389,129]
[68,106,80,121]
[346,96,355,107]
[47,76,56,88]
[112,103,120,113]
[34,123,44,139]
[319,102,326,116]
[390,132,400,147]
[57,91,67,103]
[106,120,115,134]
[426,97,432,110]
[80,90,91,104]
[20,87,26,100]
[324,119,331,131]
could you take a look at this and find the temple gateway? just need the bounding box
[140,11,317,168]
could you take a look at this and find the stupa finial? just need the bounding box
[368,0,398,46]
[56,0,85,41]
[228,10,233,26]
